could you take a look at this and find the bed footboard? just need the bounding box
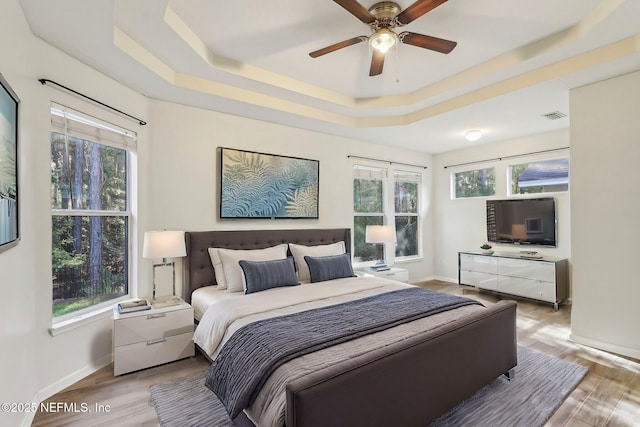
[285,300,517,427]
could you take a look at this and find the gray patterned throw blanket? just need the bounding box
[205,287,482,419]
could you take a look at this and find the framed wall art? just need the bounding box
[219,147,319,219]
[0,73,19,253]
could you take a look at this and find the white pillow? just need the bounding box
[208,244,288,293]
[207,248,229,290]
[289,241,346,283]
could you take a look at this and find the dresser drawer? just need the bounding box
[113,332,194,375]
[460,270,498,291]
[114,308,193,347]
[498,258,555,282]
[459,254,498,274]
[498,276,557,303]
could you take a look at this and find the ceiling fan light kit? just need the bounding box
[369,27,398,53]
[310,0,457,76]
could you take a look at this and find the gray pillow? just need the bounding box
[239,257,300,294]
[304,253,356,283]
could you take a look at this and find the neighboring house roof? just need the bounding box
[518,159,569,187]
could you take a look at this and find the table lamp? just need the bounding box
[365,225,396,271]
[143,230,186,301]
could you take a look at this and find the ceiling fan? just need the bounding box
[309,0,457,76]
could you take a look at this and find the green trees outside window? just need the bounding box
[353,177,383,262]
[353,166,421,263]
[453,168,495,198]
[50,105,134,318]
[394,176,419,257]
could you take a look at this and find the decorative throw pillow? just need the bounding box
[304,253,356,283]
[239,257,300,294]
[289,241,346,283]
[208,244,288,292]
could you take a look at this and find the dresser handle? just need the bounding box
[147,313,166,319]
[147,338,167,345]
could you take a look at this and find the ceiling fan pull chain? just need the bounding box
[395,41,400,83]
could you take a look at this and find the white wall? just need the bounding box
[0,1,148,426]
[144,100,435,298]
[569,71,640,359]
[0,2,435,424]
[432,129,571,283]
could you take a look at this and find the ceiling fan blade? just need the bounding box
[333,0,377,25]
[395,0,448,25]
[309,36,367,58]
[399,32,457,54]
[369,49,385,76]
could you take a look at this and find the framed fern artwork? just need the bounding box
[219,147,319,219]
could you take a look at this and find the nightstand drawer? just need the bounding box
[114,308,193,347]
[113,332,194,376]
[358,267,409,283]
[374,269,409,282]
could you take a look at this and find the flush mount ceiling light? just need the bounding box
[465,129,483,141]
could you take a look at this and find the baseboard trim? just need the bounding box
[569,333,640,360]
[37,353,113,402]
[19,393,39,427]
[20,354,112,426]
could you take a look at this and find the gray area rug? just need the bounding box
[149,346,587,427]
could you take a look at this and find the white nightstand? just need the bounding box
[358,267,409,283]
[113,299,195,376]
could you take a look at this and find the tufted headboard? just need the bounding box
[182,228,351,303]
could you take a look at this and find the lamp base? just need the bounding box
[152,295,182,308]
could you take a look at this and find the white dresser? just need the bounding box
[458,251,568,310]
[113,299,195,375]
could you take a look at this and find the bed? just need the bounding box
[183,228,517,427]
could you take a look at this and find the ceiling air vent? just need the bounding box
[542,111,567,120]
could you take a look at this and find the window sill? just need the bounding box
[49,305,114,337]
[394,256,424,265]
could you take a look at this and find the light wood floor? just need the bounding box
[32,280,640,427]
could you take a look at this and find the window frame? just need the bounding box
[393,170,421,261]
[353,165,387,265]
[451,166,496,199]
[507,157,569,196]
[352,163,423,267]
[50,103,135,326]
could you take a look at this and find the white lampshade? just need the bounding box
[143,231,186,259]
[365,225,396,244]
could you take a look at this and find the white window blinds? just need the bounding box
[50,103,137,151]
[353,164,387,180]
[394,170,421,183]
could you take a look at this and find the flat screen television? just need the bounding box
[486,198,557,247]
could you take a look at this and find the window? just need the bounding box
[510,158,569,195]
[394,171,420,257]
[353,165,422,264]
[353,165,385,263]
[453,167,495,198]
[50,104,135,319]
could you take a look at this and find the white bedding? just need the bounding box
[192,276,486,427]
[193,276,411,358]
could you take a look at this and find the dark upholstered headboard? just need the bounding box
[183,228,351,303]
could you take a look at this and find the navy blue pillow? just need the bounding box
[304,253,356,283]
[239,257,300,294]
